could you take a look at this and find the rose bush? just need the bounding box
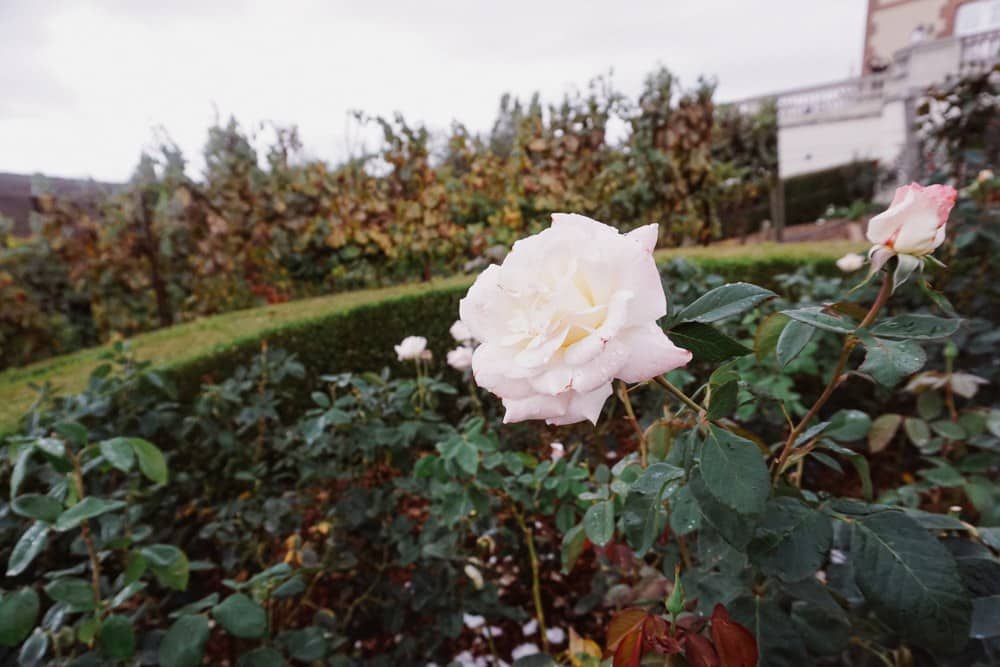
[459,214,692,425]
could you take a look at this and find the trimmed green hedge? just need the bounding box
[0,241,863,437]
[784,161,878,225]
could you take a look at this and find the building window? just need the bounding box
[955,0,1000,35]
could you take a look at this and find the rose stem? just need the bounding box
[773,270,893,479]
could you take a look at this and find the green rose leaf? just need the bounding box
[621,463,684,557]
[857,334,926,387]
[583,499,615,548]
[11,494,63,524]
[237,647,286,667]
[868,314,961,340]
[100,614,136,659]
[675,282,776,324]
[688,472,755,549]
[851,509,971,654]
[781,306,855,334]
[140,544,190,591]
[748,497,832,582]
[127,438,168,484]
[44,578,96,612]
[560,523,587,574]
[667,322,752,363]
[99,438,136,473]
[17,630,48,667]
[54,497,126,532]
[281,626,328,662]
[0,587,40,646]
[7,521,50,576]
[754,312,788,361]
[212,593,268,639]
[159,615,210,667]
[825,409,872,442]
[776,319,816,368]
[699,425,769,516]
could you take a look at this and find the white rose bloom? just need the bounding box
[511,644,540,661]
[835,253,864,273]
[394,336,427,361]
[447,345,475,371]
[545,627,566,644]
[450,319,476,343]
[459,214,692,425]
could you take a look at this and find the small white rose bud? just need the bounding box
[394,336,428,361]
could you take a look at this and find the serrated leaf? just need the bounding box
[851,510,971,653]
[858,334,926,387]
[7,521,50,576]
[159,615,209,667]
[676,283,775,324]
[606,607,649,653]
[748,497,831,582]
[621,463,684,556]
[710,604,758,667]
[667,322,752,363]
[869,314,961,340]
[689,472,755,548]
[699,425,768,516]
[782,306,855,334]
[583,500,614,547]
[776,319,815,367]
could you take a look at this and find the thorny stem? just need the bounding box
[70,451,103,612]
[511,505,548,653]
[774,271,894,480]
[615,381,647,467]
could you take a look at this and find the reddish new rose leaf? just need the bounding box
[606,608,650,653]
[642,614,668,642]
[684,632,721,667]
[613,628,645,667]
[710,604,759,667]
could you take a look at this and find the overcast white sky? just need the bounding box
[0,0,868,182]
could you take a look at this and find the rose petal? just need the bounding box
[616,324,693,383]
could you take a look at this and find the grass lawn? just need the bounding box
[0,240,864,437]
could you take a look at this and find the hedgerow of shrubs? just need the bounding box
[1,67,785,371]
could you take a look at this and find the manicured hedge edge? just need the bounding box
[0,242,862,438]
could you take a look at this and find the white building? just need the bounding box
[735,0,1000,181]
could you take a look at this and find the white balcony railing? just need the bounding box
[728,28,1000,126]
[960,29,1000,71]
